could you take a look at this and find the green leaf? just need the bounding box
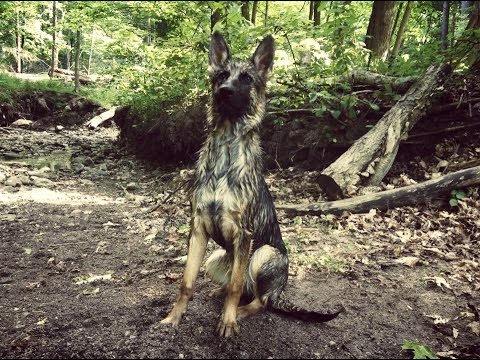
[369,103,380,111]
[24,248,33,255]
[330,110,341,119]
[449,198,458,207]
[455,191,467,200]
[402,341,438,359]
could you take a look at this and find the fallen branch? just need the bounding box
[276,165,480,216]
[85,106,121,129]
[343,69,420,93]
[322,63,452,194]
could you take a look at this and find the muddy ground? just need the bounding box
[0,123,479,359]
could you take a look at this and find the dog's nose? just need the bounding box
[218,86,235,99]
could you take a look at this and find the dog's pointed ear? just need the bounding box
[252,35,275,79]
[209,31,231,71]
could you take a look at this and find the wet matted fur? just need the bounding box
[161,31,343,337]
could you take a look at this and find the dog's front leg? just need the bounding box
[217,233,250,337]
[161,221,208,327]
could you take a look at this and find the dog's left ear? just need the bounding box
[209,31,231,71]
[252,35,275,79]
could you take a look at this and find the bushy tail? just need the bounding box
[268,295,344,322]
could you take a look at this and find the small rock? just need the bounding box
[72,163,85,173]
[3,152,23,160]
[126,182,137,191]
[55,125,64,132]
[10,119,33,128]
[6,175,27,187]
[0,172,6,184]
[31,176,55,188]
[149,245,162,253]
[3,186,18,193]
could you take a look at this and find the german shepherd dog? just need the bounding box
[161,31,342,337]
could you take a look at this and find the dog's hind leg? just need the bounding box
[161,218,208,327]
[236,245,288,320]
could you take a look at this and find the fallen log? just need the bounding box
[343,69,419,93]
[85,106,122,129]
[322,63,452,195]
[277,165,480,216]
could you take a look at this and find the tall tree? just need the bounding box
[365,1,397,61]
[241,1,250,21]
[15,6,22,73]
[74,29,81,92]
[251,1,258,25]
[391,1,414,59]
[264,1,268,27]
[441,1,450,52]
[313,1,321,26]
[50,0,58,78]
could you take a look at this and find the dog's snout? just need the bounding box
[218,86,235,99]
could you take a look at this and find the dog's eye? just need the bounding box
[239,73,253,84]
[217,71,230,83]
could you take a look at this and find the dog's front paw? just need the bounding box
[216,318,239,337]
[160,310,183,328]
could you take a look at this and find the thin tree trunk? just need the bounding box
[391,1,414,58]
[241,1,250,21]
[309,1,314,21]
[442,1,450,52]
[313,1,321,26]
[450,1,457,47]
[264,1,268,27]
[16,7,21,73]
[87,26,94,75]
[50,0,58,78]
[74,29,81,93]
[251,1,258,24]
[389,2,404,52]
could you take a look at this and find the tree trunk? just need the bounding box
[391,1,414,58]
[313,1,321,26]
[450,1,457,47]
[277,166,480,216]
[15,8,21,73]
[466,1,480,66]
[365,1,397,61]
[74,29,81,93]
[309,1,314,21]
[50,0,58,78]
[442,1,450,52]
[264,1,268,27]
[87,26,94,75]
[321,63,452,195]
[389,2,403,53]
[251,1,258,25]
[241,1,250,21]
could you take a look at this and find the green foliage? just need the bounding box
[401,341,438,359]
[449,189,468,207]
[0,1,477,126]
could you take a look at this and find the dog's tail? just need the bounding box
[268,295,344,322]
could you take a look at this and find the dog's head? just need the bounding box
[208,31,275,119]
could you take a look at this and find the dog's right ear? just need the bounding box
[209,31,231,71]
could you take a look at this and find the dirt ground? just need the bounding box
[1,124,479,359]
